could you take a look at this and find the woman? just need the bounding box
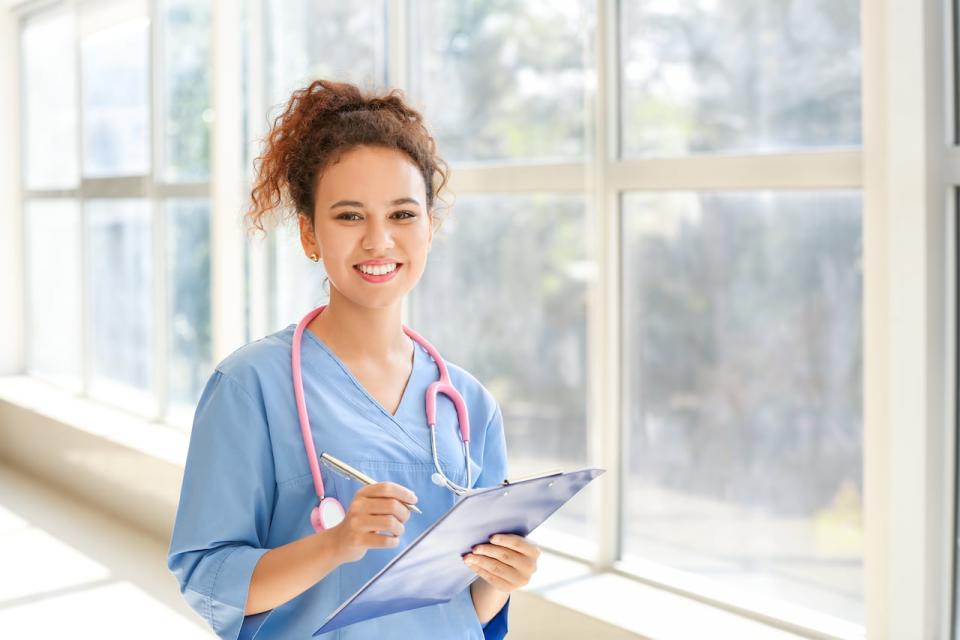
[167,79,540,639]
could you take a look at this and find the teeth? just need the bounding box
[357,263,398,276]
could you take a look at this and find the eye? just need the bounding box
[394,210,417,219]
[336,212,362,221]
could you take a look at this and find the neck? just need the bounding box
[309,288,409,363]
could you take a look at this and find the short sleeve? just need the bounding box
[167,369,276,640]
[473,402,509,489]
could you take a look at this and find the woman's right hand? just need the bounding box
[330,482,417,563]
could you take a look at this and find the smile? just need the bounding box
[354,263,402,282]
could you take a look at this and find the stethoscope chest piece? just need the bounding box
[312,496,346,531]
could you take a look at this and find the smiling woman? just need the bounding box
[167,79,532,640]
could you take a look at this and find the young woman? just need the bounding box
[167,79,540,639]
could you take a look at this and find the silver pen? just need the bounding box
[320,452,423,515]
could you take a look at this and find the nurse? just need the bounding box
[167,78,540,640]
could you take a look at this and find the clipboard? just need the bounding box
[313,467,604,636]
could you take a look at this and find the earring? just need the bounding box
[309,253,319,262]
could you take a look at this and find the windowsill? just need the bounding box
[0,375,856,640]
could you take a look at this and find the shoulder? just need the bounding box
[208,324,296,405]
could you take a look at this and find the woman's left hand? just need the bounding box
[463,533,540,593]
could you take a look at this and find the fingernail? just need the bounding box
[490,535,499,543]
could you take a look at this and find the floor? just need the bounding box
[0,463,215,639]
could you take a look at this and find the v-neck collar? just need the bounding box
[301,326,420,419]
[290,323,464,469]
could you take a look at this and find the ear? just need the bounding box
[298,213,321,259]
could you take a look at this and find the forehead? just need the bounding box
[315,145,426,204]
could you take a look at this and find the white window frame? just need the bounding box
[15,0,212,424]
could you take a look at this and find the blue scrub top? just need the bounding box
[167,323,511,640]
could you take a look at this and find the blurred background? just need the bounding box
[0,0,952,639]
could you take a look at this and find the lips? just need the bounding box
[354,263,402,282]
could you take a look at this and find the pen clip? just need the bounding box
[502,469,564,485]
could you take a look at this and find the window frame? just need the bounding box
[17,0,211,426]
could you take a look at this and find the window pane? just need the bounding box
[25,199,82,388]
[21,9,78,189]
[410,0,591,163]
[167,199,212,427]
[160,0,211,182]
[620,2,861,157]
[265,0,387,108]
[621,191,863,623]
[81,16,150,176]
[410,195,593,546]
[87,199,154,415]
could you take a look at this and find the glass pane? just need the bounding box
[265,0,386,109]
[160,0,212,182]
[620,2,861,157]
[410,1,592,163]
[409,195,593,547]
[272,222,328,331]
[167,199,212,428]
[81,16,151,176]
[621,191,863,623]
[21,9,79,189]
[87,199,154,414]
[25,200,82,389]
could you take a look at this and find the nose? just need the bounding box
[361,215,395,253]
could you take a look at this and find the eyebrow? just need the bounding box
[329,197,421,210]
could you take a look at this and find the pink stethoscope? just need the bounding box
[292,304,473,532]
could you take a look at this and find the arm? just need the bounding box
[469,578,511,625]
[245,482,417,615]
[244,528,343,615]
[168,370,415,637]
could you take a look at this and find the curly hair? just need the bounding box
[245,79,451,238]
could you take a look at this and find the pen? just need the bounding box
[320,452,423,515]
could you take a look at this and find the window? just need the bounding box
[619,0,861,157]
[408,0,591,162]
[16,0,870,634]
[621,190,863,621]
[19,0,212,428]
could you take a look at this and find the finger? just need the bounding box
[359,482,418,505]
[464,553,526,587]
[360,514,405,537]
[363,497,411,523]
[471,566,514,592]
[363,531,401,548]
[471,544,534,574]
[489,534,540,558]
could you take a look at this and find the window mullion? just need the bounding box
[588,0,621,571]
